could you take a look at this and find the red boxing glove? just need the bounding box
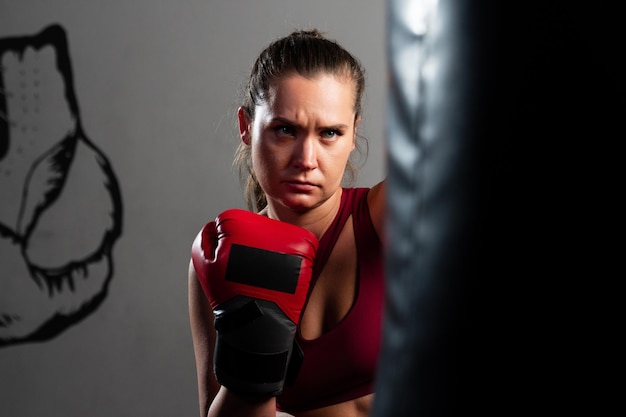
[191,209,318,396]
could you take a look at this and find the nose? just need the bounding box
[293,136,318,170]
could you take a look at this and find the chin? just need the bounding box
[282,201,315,213]
[280,194,328,213]
[274,193,310,208]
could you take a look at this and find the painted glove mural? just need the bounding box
[0,25,123,347]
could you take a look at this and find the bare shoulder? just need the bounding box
[367,180,386,239]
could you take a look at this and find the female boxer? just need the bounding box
[189,30,385,417]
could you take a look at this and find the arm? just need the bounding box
[189,260,277,417]
[367,179,387,240]
[188,261,219,416]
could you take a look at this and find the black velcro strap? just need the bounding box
[215,339,289,384]
[213,300,263,334]
[225,244,302,294]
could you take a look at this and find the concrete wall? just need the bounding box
[0,1,385,416]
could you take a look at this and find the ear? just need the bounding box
[238,106,252,145]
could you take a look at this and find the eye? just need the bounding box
[320,129,340,140]
[274,125,296,137]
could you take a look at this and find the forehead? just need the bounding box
[261,74,356,117]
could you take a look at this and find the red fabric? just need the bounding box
[277,188,385,412]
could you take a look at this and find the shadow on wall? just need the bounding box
[0,24,123,348]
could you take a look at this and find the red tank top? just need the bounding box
[277,188,385,412]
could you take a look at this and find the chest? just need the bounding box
[277,204,385,410]
[299,216,357,340]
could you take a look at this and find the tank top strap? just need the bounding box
[310,188,356,284]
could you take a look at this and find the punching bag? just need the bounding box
[373,0,499,415]
[375,0,620,415]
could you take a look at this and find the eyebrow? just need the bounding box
[271,116,349,131]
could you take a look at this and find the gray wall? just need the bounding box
[0,1,385,416]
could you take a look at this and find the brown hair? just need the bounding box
[233,29,367,211]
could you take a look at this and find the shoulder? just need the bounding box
[366,180,386,239]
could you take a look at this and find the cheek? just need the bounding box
[335,140,355,164]
[323,147,352,179]
[251,141,281,179]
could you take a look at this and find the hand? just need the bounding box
[192,209,318,396]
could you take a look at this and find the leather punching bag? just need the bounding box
[373,0,499,415]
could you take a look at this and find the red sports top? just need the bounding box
[277,187,385,412]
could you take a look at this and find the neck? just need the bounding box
[264,189,343,239]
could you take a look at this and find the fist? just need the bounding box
[191,209,318,395]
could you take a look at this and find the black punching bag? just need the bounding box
[375,0,621,415]
[373,0,499,415]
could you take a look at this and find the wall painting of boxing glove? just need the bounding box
[0,25,123,347]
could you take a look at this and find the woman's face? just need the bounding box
[239,73,359,213]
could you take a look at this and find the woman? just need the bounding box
[189,29,385,417]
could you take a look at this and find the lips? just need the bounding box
[283,180,317,192]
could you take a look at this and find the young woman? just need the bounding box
[189,29,385,417]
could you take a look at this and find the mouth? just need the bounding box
[283,180,317,192]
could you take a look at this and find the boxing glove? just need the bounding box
[191,209,318,396]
